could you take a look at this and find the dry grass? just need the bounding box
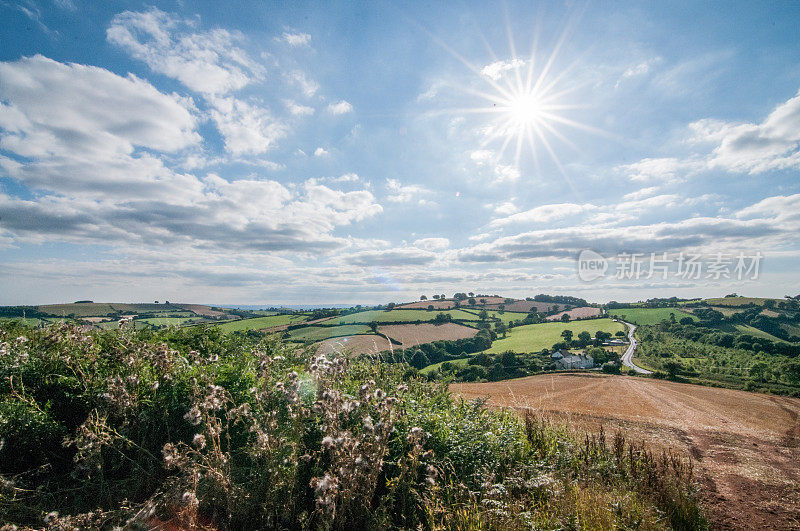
[545,306,601,321]
[452,373,800,529]
[314,334,394,356]
[379,323,478,347]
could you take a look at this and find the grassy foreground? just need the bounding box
[0,322,705,529]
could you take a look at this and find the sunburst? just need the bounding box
[420,8,603,181]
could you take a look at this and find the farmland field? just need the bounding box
[462,310,529,325]
[216,314,307,333]
[287,324,373,342]
[485,318,625,354]
[608,307,697,325]
[313,334,394,356]
[378,322,478,347]
[493,300,569,313]
[137,317,195,327]
[396,299,456,309]
[325,308,480,325]
[545,306,602,321]
[703,297,778,307]
[452,374,800,529]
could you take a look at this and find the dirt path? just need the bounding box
[452,374,800,529]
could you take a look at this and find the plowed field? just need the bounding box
[452,374,800,529]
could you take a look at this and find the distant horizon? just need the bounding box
[5,291,791,310]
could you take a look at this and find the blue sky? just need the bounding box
[1,0,799,305]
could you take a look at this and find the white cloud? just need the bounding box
[0,56,383,255]
[107,8,263,96]
[385,178,431,203]
[622,186,660,201]
[490,203,597,227]
[279,32,311,47]
[331,173,360,182]
[492,201,520,216]
[314,147,329,157]
[470,149,493,163]
[327,100,353,115]
[285,100,315,116]
[288,70,319,97]
[493,164,521,183]
[413,237,450,251]
[618,157,699,182]
[690,89,800,174]
[209,96,287,155]
[480,58,524,81]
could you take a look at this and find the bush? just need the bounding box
[0,322,705,530]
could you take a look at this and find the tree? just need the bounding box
[664,360,682,380]
[427,305,435,311]
[560,313,570,322]
[368,321,378,333]
[468,292,474,297]
[440,294,446,300]
[749,362,769,382]
[409,350,430,369]
[561,329,573,343]
[479,309,489,321]
[498,304,505,314]
[468,297,476,306]
[494,322,507,338]
[386,302,396,310]
[479,298,487,306]
[420,295,427,300]
[576,331,591,347]
[432,295,440,300]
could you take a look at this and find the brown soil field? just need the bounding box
[313,334,393,356]
[546,306,602,321]
[379,322,477,347]
[490,300,570,313]
[452,374,800,530]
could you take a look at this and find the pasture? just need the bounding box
[484,318,626,354]
[609,307,697,325]
[325,308,480,325]
[216,314,307,333]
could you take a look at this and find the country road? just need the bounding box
[620,321,652,374]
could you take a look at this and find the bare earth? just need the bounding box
[452,374,800,530]
[379,322,477,347]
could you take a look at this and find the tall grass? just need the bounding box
[0,322,705,529]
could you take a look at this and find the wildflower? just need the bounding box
[397,384,408,393]
[43,511,58,524]
[208,353,219,362]
[192,434,206,449]
[181,491,197,505]
[184,406,201,426]
[374,388,386,400]
[321,436,336,450]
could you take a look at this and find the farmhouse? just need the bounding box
[550,349,594,370]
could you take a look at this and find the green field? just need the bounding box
[37,302,187,317]
[485,318,626,354]
[137,317,196,327]
[420,357,470,375]
[325,309,480,325]
[0,317,47,327]
[215,314,306,333]
[468,310,530,325]
[703,297,777,307]
[287,325,373,342]
[609,307,697,326]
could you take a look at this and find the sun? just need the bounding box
[505,91,545,129]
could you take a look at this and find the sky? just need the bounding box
[1,1,799,306]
